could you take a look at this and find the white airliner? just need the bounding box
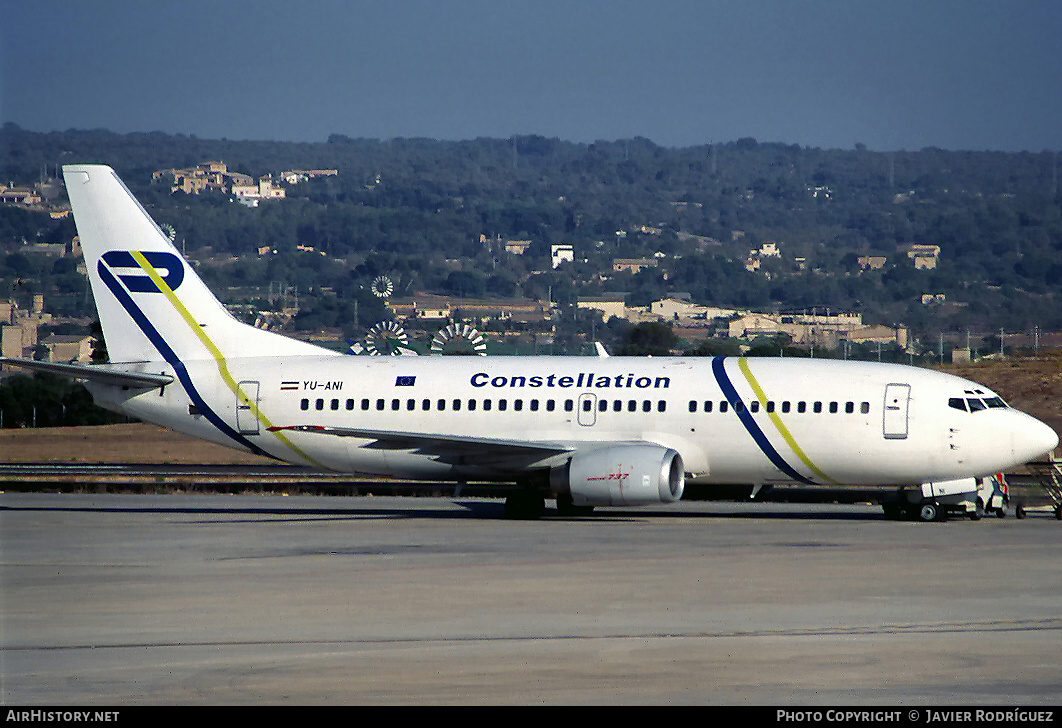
[2,165,1057,519]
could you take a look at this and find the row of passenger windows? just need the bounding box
[689,400,871,415]
[298,396,871,416]
[300,397,669,413]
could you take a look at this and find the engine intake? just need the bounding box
[552,445,685,506]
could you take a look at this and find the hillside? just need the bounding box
[2,127,1061,344]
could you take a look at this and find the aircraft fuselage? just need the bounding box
[90,354,1056,488]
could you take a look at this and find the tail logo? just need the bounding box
[99,251,185,294]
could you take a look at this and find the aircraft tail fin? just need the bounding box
[63,165,332,364]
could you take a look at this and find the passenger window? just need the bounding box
[452,399,461,411]
[316,399,324,411]
[781,401,790,413]
[689,401,698,413]
[530,400,539,412]
[658,401,667,412]
[704,401,713,413]
[829,402,838,414]
[720,401,729,413]
[361,399,370,411]
[391,399,400,411]
[598,400,607,412]
[813,402,822,413]
[331,399,339,410]
[437,399,446,411]
[547,400,556,412]
[766,401,775,413]
[642,400,651,412]
[861,402,870,414]
[468,399,477,411]
[346,399,355,410]
[514,399,523,411]
[498,399,507,411]
[845,402,854,414]
[628,400,638,412]
[797,401,806,413]
[750,401,759,413]
[483,400,492,411]
[300,398,309,411]
[564,400,574,412]
[376,398,385,411]
[422,399,431,410]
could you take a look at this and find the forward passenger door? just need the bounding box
[883,383,910,440]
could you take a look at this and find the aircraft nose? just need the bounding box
[1016,415,1059,463]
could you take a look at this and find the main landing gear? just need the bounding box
[504,488,545,520]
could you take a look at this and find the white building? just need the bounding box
[551,244,574,269]
[232,176,286,205]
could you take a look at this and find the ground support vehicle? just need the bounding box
[882,478,980,522]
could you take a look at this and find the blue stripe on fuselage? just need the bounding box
[711,357,814,485]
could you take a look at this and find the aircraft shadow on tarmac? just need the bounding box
[0,496,886,522]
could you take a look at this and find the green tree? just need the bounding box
[615,321,679,356]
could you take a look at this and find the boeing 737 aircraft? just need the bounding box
[2,165,1057,519]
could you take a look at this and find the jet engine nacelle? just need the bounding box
[552,445,685,506]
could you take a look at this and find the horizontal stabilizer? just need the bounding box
[0,357,173,388]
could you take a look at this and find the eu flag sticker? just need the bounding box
[395,376,416,387]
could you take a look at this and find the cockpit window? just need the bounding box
[951,396,1008,412]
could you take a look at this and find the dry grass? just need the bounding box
[0,422,277,464]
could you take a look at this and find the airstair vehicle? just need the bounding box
[1018,454,1062,520]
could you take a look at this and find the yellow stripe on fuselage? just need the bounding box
[737,357,838,485]
[130,251,322,466]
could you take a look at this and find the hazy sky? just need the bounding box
[3,0,1060,151]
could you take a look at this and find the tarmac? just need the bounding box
[1,492,1060,705]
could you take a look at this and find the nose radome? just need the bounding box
[1018,415,1059,463]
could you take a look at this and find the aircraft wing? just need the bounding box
[267,424,577,468]
[0,357,174,388]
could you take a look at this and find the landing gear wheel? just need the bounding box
[555,493,595,517]
[918,503,939,522]
[504,490,545,520]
